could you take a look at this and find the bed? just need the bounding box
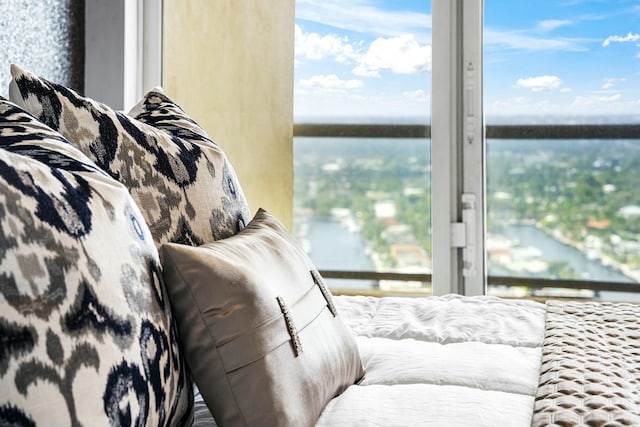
[3,64,640,427]
[319,295,544,427]
[192,293,547,426]
[188,293,640,426]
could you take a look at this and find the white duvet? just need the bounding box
[316,294,546,427]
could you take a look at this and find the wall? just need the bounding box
[163,0,295,229]
[0,0,84,97]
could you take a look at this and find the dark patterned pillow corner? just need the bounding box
[0,98,193,426]
[9,64,251,248]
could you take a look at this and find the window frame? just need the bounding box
[293,0,640,301]
[293,123,640,298]
[85,0,162,110]
[109,0,640,300]
[431,0,486,296]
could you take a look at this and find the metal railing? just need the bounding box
[318,270,640,295]
[294,123,640,139]
[295,122,640,298]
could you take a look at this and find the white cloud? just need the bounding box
[487,91,640,117]
[488,97,556,115]
[572,93,622,106]
[352,35,431,77]
[515,75,563,92]
[294,90,429,119]
[295,25,431,77]
[485,29,589,52]
[295,25,357,62]
[485,14,607,53]
[298,74,364,92]
[602,32,640,47]
[536,19,573,32]
[403,89,429,101]
[296,0,431,40]
[601,77,626,89]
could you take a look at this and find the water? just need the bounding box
[307,218,640,301]
[501,224,640,302]
[502,224,631,282]
[296,136,640,300]
[307,218,376,289]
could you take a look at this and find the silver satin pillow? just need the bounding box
[161,208,364,427]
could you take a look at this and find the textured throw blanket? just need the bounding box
[532,301,640,426]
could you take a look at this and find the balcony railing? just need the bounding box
[294,123,640,139]
[294,122,640,299]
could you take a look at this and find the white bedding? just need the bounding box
[192,294,546,426]
[316,294,546,427]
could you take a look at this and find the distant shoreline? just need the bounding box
[534,222,640,283]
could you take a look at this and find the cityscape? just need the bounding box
[293,135,640,299]
[293,1,640,301]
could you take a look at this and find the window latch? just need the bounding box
[450,193,477,277]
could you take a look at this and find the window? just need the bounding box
[85,0,162,110]
[294,0,433,295]
[484,0,640,302]
[294,0,640,302]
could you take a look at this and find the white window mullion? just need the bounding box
[460,0,486,295]
[431,0,486,296]
[432,0,462,295]
[140,0,163,94]
[85,0,162,110]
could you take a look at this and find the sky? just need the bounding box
[294,0,640,122]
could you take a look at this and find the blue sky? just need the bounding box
[294,0,640,122]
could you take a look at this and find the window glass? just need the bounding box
[294,0,432,293]
[485,0,640,301]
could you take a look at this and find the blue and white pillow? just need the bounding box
[9,64,251,248]
[0,97,193,427]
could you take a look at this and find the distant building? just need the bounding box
[586,218,611,230]
[374,201,396,219]
[618,205,640,218]
[382,224,414,244]
[391,243,429,264]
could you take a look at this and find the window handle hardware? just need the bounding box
[450,193,477,277]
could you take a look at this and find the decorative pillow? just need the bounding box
[8,64,251,248]
[0,98,193,426]
[161,208,364,427]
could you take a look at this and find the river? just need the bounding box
[306,217,640,301]
[501,224,640,302]
[306,218,376,289]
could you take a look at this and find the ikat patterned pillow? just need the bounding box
[0,98,193,427]
[9,64,251,248]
